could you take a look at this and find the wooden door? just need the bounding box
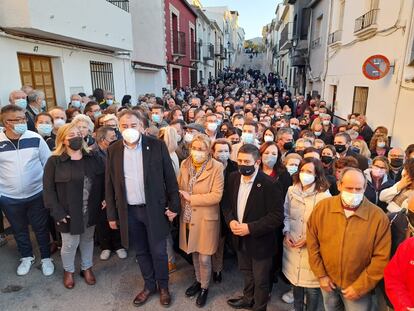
[18,54,57,108]
[352,86,369,115]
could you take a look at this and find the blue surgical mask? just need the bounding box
[41,100,47,109]
[13,123,28,135]
[152,114,161,124]
[94,111,102,119]
[106,99,113,105]
[37,124,53,137]
[241,132,255,144]
[71,100,81,108]
[15,99,27,109]
[286,165,298,175]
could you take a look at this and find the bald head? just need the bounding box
[389,148,404,158]
[338,167,367,194]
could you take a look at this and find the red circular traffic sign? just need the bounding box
[362,55,390,80]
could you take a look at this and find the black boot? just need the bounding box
[196,288,208,307]
[185,281,201,297]
[213,271,222,283]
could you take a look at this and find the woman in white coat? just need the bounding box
[282,157,331,311]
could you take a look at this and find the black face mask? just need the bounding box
[239,165,256,176]
[68,136,83,151]
[321,155,334,164]
[390,158,404,168]
[296,150,305,157]
[335,144,347,154]
[284,142,293,150]
[300,124,308,130]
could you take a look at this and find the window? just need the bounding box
[352,87,369,115]
[90,61,115,94]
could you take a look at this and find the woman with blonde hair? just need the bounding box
[72,114,95,146]
[158,126,180,273]
[158,126,179,175]
[43,123,104,289]
[178,133,224,307]
[351,139,371,159]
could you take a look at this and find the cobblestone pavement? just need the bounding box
[0,235,292,311]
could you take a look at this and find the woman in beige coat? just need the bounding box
[178,133,224,308]
[282,157,331,311]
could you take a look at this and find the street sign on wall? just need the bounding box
[362,55,391,80]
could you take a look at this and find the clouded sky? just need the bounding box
[201,0,282,40]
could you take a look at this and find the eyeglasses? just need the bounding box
[5,118,27,124]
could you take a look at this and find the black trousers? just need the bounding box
[128,205,168,291]
[96,207,122,251]
[237,250,273,311]
[0,210,4,233]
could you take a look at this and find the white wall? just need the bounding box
[0,0,132,51]
[135,70,166,97]
[0,35,135,107]
[130,0,165,66]
[323,0,412,146]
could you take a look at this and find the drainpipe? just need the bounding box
[321,0,333,100]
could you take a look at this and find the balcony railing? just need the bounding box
[191,42,199,61]
[279,22,292,49]
[172,31,186,56]
[221,48,227,59]
[106,0,129,12]
[311,37,321,49]
[328,30,342,45]
[215,44,224,56]
[355,9,378,33]
[204,44,214,60]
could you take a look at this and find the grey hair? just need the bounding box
[276,127,294,141]
[27,90,45,103]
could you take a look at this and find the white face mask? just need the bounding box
[262,154,277,168]
[191,150,207,164]
[122,128,140,144]
[377,142,386,148]
[322,120,330,126]
[264,135,274,142]
[207,122,218,132]
[299,172,315,186]
[53,118,66,129]
[216,151,230,163]
[184,132,194,143]
[341,191,364,208]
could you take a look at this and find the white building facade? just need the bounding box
[323,0,414,148]
[0,0,134,107]
[130,0,167,97]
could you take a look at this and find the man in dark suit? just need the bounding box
[105,110,180,307]
[223,144,284,311]
[334,132,369,171]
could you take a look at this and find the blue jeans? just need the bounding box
[321,288,372,311]
[128,205,168,291]
[293,286,324,311]
[0,192,50,259]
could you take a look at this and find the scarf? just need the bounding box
[182,158,209,223]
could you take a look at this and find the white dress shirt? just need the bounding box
[237,169,259,223]
[123,141,146,205]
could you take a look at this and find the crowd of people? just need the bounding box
[0,67,414,311]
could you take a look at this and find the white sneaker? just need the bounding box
[282,289,294,304]
[116,248,127,259]
[100,249,111,261]
[41,258,55,276]
[17,256,35,276]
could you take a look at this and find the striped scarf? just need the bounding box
[182,158,209,223]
